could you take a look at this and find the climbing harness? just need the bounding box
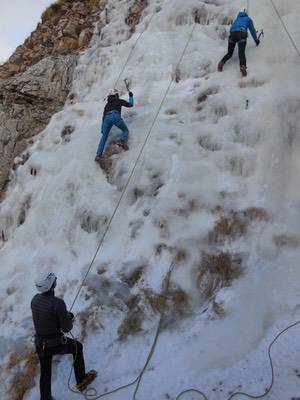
[68,262,175,400]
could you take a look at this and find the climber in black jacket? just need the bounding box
[31,272,97,400]
[95,88,134,163]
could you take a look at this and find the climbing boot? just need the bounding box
[76,370,97,392]
[240,65,247,77]
[217,61,224,72]
[95,155,105,168]
[116,141,129,151]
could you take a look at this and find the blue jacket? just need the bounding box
[230,12,258,42]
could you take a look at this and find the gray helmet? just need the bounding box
[35,272,57,293]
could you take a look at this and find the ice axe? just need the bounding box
[124,78,131,93]
[257,29,264,40]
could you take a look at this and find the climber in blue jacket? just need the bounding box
[218,9,260,77]
[95,89,134,163]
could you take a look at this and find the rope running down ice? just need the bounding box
[68,262,175,400]
[69,5,157,312]
[67,20,196,399]
[69,21,196,312]
[269,0,300,58]
[68,2,300,399]
[175,1,300,398]
[114,6,156,88]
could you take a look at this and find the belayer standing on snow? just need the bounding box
[95,88,134,163]
[31,272,97,400]
[218,8,260,77]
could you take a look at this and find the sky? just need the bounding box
[0,0,53,63]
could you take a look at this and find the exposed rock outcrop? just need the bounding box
[0,0,104,79]
[126,0,148,33]
[0,55,77,192]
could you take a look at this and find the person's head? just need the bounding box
[35,272,57,293]
[107,88,120,102]
[239,8,248,15]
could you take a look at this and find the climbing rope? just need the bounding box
[66,18,196,398]
[269,0,300,58]
[113,5,156,88]
[69,6,155,311]
[66,2,300,399]
[175,3,300,398]
[67,262,175,400]
[70,21,196,312]
[175,319,300,400]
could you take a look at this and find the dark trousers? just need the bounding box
[37,338,86,400]
[221,31,247,67]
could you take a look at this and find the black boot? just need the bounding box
[218,61,224,72]
[240,65,247,77]
[76,370,97,392]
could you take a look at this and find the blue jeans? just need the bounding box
[97,111,129,156]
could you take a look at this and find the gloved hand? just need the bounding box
[256,39,260,46]
[68,312,75,320]
[129,91,133,97]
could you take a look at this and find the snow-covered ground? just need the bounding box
[1,0,300,399]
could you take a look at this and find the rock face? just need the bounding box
[0,55,76,192]
[0,0,103,79]
[126,0,148,33]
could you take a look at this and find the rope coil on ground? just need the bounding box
[175,320,300,400]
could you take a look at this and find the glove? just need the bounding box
[129,91,133,97]
[68,312,75,320]
[255,39,260,46]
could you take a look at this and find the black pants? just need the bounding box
[221,31,247,67]
[37,338,86,400]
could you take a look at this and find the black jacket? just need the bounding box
[103,95,133,118]
[31,292,73,338]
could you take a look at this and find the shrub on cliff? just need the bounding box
[42,3,63,22]
[42,0,99,22]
